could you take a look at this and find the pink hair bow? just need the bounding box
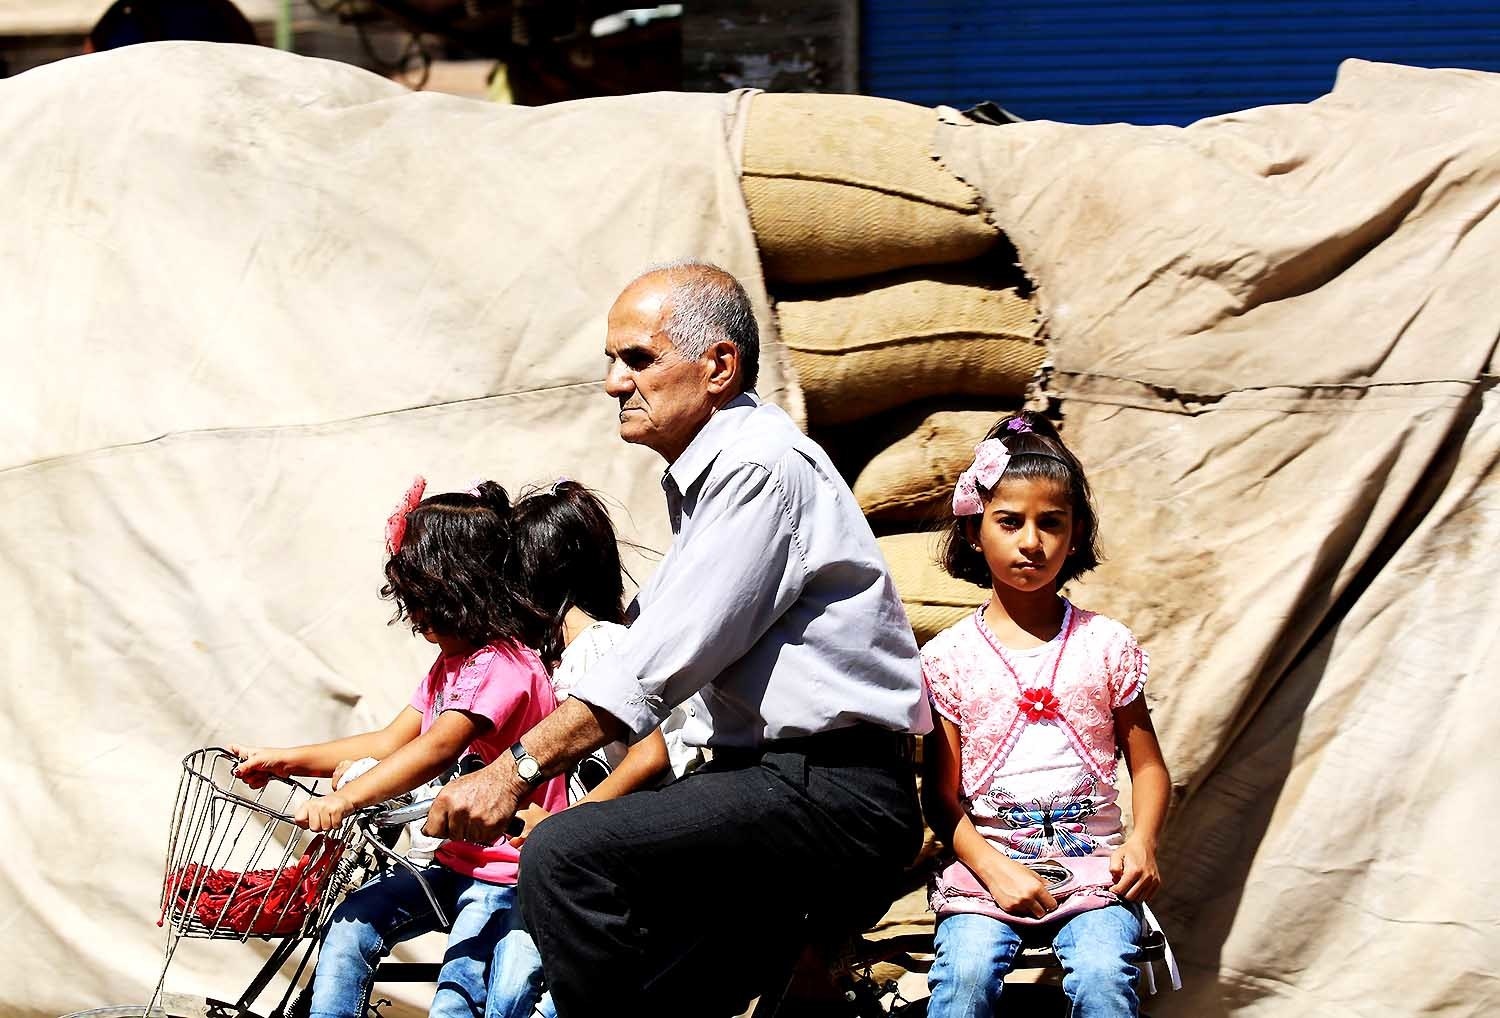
[385,476,427,556]
[952,439,1011,516]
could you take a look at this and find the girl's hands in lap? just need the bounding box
[507,803,553,848]
[227,744,294,789]
[980,854,1059,918]
[1109,835,1161,901]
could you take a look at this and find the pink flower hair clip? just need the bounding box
[385,476,427,556]
[952,439,1012,516]
[1006,417,1034,434]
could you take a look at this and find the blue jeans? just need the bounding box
[309,865,543,1018]
[927,904,1143,1018]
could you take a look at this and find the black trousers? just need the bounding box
[517,728,922,1018]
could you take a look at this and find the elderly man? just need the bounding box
[426,260,931,1016]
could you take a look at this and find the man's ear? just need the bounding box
[704,340,741,396]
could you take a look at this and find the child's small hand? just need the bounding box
[981,855,1059,919]
[296,793,354,832]
[507,803,553,848]
[331,759,358,788]
[1109,835,1161,901]
[228,744,293,790]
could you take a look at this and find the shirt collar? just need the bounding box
[664,391,760,495]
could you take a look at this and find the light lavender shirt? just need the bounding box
[571,393,933,749]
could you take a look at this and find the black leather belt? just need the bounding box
[711,724,916,769]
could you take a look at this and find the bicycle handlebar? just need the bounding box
[361,752,504,832]
[366,797,435,829]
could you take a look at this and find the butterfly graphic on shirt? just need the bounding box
[976,773,1102,858]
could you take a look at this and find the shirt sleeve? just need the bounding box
[570,460,811,740]
[410,658,439,713]
[921,646,963,725]
[443,644,532,730]
[1110,631,1149,710]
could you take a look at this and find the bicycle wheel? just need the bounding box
[60,993,266,1018]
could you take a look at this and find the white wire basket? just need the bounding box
[157,747,353,942]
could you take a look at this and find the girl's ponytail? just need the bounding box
[1005,408,1061,443]
[509,480,629,668]
[472,480,514,536]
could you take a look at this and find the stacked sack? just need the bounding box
[740,92,1046,643]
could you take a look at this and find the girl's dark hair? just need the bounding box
[509,481,627,667]
[380,481,547,649]
[939,409,1102,589]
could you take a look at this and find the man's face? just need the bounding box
[603,276,716,462]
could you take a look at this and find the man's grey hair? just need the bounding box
[642,258,761,392]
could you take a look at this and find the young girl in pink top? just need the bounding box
[922,412,1171,1018]
[230,479,567,1018]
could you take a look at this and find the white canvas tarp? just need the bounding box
[4,39,1498,1018]
[0,43,789,1018]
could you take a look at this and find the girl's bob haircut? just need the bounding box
[939,410,1102,589]
[380,481,547,650]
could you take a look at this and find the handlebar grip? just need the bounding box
[370,798,434,828]
[366,754,511,832]
[372,800,524,837]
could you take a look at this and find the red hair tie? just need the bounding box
[385,476,427,556]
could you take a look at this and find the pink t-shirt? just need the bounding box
[922,602,1147,859]
[409,640,567,884]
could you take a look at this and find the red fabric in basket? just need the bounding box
[159,836,340,936]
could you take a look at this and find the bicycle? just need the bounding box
[59,747,924,1018]
[60,746,456,1018]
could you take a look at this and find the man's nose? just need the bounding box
[604,360,632,396]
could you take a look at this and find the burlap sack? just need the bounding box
[879,531,985,646]
[778,270,1045,424]
[853,407,1006,521]
[741,92,998,284]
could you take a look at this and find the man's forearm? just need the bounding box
[423,699,628,844]
[522,696,628,778]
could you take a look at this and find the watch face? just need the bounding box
[517,757,541,782]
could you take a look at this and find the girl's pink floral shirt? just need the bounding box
[410,640,567,884]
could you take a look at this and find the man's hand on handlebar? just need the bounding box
[423,758,526,845]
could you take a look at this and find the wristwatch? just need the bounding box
[509,742,545,789]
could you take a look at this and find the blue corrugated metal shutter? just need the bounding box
[862,1,1500,125]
